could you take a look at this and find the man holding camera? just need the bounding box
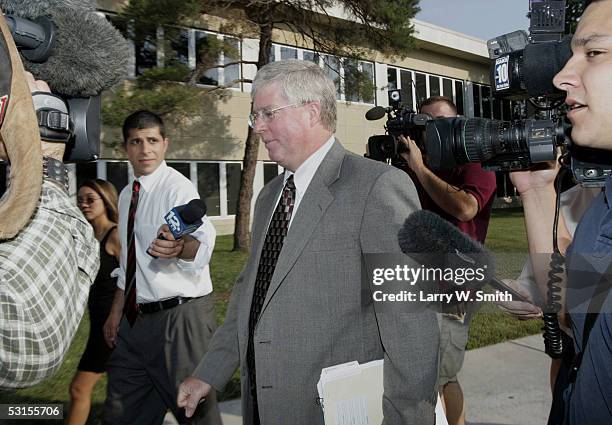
[398,96,497,425]
[0,12,99,389]
[510,0,612,423]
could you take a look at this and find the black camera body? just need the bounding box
[365,90,431,163]
[422,0,611,186]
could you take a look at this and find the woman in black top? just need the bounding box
[67,179,120,425]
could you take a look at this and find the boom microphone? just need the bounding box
[1,0,130,97]
[365,106,389,121]
[398,210,529,302]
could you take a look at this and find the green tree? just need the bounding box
[104,0,421,251]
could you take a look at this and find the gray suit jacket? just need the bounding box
[194,141,439,424]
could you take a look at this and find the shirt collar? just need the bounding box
[283,136,335,192]
[134,160,167,192]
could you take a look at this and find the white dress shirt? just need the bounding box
[280,136,335,228]
[116,161,216,303]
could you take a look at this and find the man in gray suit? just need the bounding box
[178,59,439,424]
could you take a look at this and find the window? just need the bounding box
[415,73,427,107]
[198,163,221,216]
[472,84,481,117]
[135,30,158,75]
[226,163,242,216]
[281,46,297,60]
[442,78,453,99]
[471,83,497,119]
[263,163,280,185]
[167,162,191,179]
[270,44,374,104]
[106,162,129,193]
[322,54,342,100]
[399,70,414,110]
[76,162,97,191]
[167,28,190,66]
[223,37,240,88]
[482,85,492,119]
[344,59,375,103]
[455,81,464,115]
[429,75,440,97]
[303,51,320,64]
[388,67,465,113]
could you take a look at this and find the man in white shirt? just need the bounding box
[103,110,221,425]
[177,60,439,425]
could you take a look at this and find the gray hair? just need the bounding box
[252,59,337,132]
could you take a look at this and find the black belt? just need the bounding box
[138,296,199,314]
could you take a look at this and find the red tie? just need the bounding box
[123,180,141,326]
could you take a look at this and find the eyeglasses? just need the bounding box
[248,103,300,128]
[77,197,102,205]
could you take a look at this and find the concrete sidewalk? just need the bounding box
[165,334,552,425]
[459,334,552,425]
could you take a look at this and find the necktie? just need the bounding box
[123,180,141,327]
[247,175,296,423]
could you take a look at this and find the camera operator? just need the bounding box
[509,1,612,423]
[0,12,99,389]
[398,96,496,425]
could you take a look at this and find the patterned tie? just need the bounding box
[123,180,141,327]
[247,175,296,423]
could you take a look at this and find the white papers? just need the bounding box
[317,359,448,425]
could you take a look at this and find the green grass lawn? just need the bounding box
[0,208,543,423]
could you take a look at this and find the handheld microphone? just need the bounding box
[1,0,130,97]
[398,210,529,302]
[147,199,207,258]
[164,199,207,240]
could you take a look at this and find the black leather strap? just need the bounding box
[32,92,72,143]
[42,156,69,193]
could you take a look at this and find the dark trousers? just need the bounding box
[104,295,222,425]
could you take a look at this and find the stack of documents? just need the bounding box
[317,360,448,425]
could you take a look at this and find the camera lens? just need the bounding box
[425,117,560,171]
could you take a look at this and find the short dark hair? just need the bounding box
[419,96,457,115]
[122,110,165,143]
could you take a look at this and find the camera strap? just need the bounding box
[32,91,71,143]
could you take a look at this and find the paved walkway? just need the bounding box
[164,334,552,425]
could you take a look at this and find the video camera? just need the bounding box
[6,14,100,162]
[422,0,612,187]
[364,90,431,164]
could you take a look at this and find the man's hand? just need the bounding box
[509,157,560,196]
[24,72,65,161]
[103,289,124,348]
[148,224,185,259]
[495,278,543,320]
[177,377,212,418]
[398,135,425,174]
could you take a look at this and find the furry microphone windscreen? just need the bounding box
[398,209,486,255]
[1,0,130,97]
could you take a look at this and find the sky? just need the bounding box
[416,0,531,41]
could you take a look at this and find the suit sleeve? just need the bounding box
[360,168,439,425]
[190,190,266,390]
[191,268,245,391]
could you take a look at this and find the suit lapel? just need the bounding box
[259,140,346,318]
